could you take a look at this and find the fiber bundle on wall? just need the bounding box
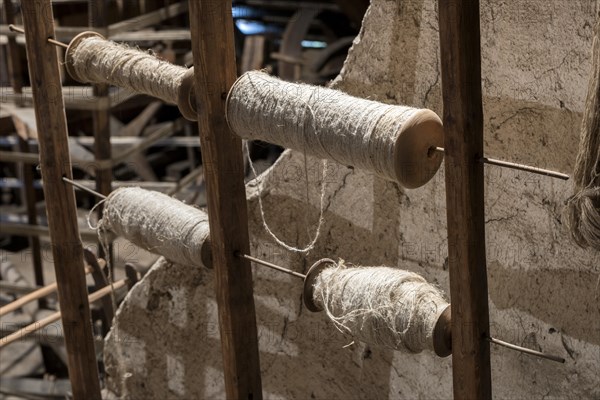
[65,32,197,120]
[99,187,211,268]
[567,18,600,250]
[303,259,451,356]
[226,71,444,188]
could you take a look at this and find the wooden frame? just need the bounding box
[438,1,492,398]
[188,1,263,398]
[19,0,102,397]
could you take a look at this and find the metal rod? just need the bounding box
[8,24,68,48]
[479,157,570,180]
[62,176,107,200]
[430,147,569,180]
[429,147,570,181]
[488,336,565,363]
[48,37,69,49]
[235,252,306,280]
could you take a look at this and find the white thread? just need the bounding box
[243,74,331,254]
[566,18,600,250]
[84,197,117,323]
[226,71,443,187]
[98,187,211,268]
[312,260,449,353]
[70,36,188,104]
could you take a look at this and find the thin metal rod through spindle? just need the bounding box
[62,176,107,199]
[8,25,68,49]
[430,146,569,180]
[488,336,565,363]
[235,252,306,279]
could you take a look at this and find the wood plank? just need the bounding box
[89,0,113,262]
[19,0,102,398]
[108,2,188,36]
[2,86,136,110]
[0,221,99,242]
[188,1,263,398]
[0,177,182,192]
[18,137,45,299]
[0,278,127,348]
[0,24,102,42]
[438,1,492,399]
[109,29,191,42]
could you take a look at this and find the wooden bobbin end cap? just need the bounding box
[433,305,452,357]
[302,258,336,312]
[394,109,444,189]
[65,31,106,83]
[177,68,198,121]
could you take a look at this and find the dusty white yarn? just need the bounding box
[70,36,188,104]
[99,187,210,268]
[567,18,600,250]
[227,71,433,184]
[312,261,449,353]
[246,143,329,253]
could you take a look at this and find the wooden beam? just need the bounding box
[438,1,492,399]
[1,86,136,110]
[0,221,99,242]
[89,0,113,262]
[108,2,188,36]
[2,0,23,107]
[0,267,92,317]
[19,0,102,398]
[188,1,263,398]
[0,278,127,349]
[18,137,45,302]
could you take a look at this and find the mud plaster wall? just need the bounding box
[104,1,600,398]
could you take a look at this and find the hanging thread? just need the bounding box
[65,32,197,120]
[246,143,329,253]
[567,18,600,250]
[303,259,451,356]
[98,187,212,268]
[226,71,444,188]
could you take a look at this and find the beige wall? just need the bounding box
[105,1,600,398]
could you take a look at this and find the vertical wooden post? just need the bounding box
[17,137,45,300]
[3,0,24,106]
[438,1,492,399]
[89,0,113,261]
[188,1,263,398]
[20,1,102,398]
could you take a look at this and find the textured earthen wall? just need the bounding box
[105,1,600,398]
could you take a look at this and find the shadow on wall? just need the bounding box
[483,97,582,173]
[104,259,402,399]
[488,260,600,347]
[247,188,406,272]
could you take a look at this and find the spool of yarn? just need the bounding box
[65,32,197,121]
[567,18,600,250]
[303,259,451,357]
[99,187,212,268]
[226,71,444,188]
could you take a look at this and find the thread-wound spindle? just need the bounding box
[66,32,197,120]
[99,187,211,268]
[226,71,444,188]
[303,259,451,356]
